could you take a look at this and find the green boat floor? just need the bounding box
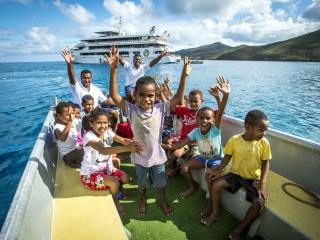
[119,161,259,240]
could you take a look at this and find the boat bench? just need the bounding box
[190,168,320,239]
[52,155,129,240]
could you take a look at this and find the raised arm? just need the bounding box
[61,49,77,85]
[149,49,168,68]
[105,46,126,111]
[170,56,191,111]
[119,54,126,66]
[213,76,230,129]
[55,109,74,142]
[208,86,221,109]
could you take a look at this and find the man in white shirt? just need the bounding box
[61,49,115,108]
[119,50,167,102]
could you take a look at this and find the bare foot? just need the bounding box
[160,200,173,216]
[137,199,147,216]
[200,204,212,218]
[179,186,198,199]
[228,226,243,240]
[115,201,125,216]
[201,212,219,226]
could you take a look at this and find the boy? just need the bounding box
[81,94,94,118]
[204,110,271,240]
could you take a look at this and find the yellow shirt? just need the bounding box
[224,134,272,180]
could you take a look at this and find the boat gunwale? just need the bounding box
[0,108,55,240]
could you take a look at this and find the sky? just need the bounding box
[0,0,319,62]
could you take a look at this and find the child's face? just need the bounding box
[197,109,215,133]
[83,100,94,114]
[245,119,269,141]
[58,106,72,123]
[90,114,108,137]
[134,84,156,111]
[189,94,203,112]
[73,107,81,119]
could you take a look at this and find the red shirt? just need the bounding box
[175,106,198,139]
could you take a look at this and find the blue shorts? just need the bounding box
[195,155,221,168]
[125,85,135,98]
[135,163,166,188]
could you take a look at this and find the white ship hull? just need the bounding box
[69,27,181,65]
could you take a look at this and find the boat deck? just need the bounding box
[52,155,127,240]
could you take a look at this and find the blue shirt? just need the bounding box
[188,125,223,160]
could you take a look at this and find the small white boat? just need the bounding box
[1,104,319,240]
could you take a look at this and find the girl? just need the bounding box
[106,46,190,216]
[80,107,142,215]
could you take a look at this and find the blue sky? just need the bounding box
[0,0,319,62]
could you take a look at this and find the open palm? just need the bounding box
[216,76,230,94]
[61,49,74,64]
[105,45,119,68]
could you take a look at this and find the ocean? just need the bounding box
[0,60,319,228]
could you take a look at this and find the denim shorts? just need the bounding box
[125,85,135,98]
[135,163,166,188]
[195,155,221,168]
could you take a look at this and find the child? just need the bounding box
[163,77,230,199]
[81,107,142,215]
[81,94,94,118]
[106,46,190,216]
[72,103,82,133]
[54,101,83,168]
[204,110,271,240]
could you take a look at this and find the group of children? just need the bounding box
[55,46,272,240]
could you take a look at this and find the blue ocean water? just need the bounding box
[0,60,319,228]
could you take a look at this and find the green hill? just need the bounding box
[176,29,320,61]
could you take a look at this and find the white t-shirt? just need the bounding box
[73,118,82,133]
[124,61,150,87]
[80,130,116,175]
[70,81,107,108]
[53,122,78,156]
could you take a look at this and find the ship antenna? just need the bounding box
[117,17,122,34]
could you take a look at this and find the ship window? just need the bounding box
[120,51,129,57]
[133,51,140,55]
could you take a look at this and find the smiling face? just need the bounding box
[197,109,215,133]
[90,114,108,138]
[133,55,142,69]
[83,99,94,114]
[81,72,92,88]
[134,83,156,111]
[189,93,203,112]
[245,119,269,141]
[57,106,73,124]
[73,107,81,119]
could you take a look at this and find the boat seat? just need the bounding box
[191,168,320,239]
[52,155,128,240]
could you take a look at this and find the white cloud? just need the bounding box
[303,0,320,21]
[24,27,57,53]
[54,0,95,25]
[164,0,272,21]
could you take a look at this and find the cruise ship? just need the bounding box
[69,26,181,64]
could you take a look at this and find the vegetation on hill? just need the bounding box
[175,30,320,61]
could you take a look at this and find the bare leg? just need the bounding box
[180,157,204,199]
[158,187,173,216]
[112,157,121,169]
[201,173,215,218]
[137,186,147,216]
[202,178,230,225]
[166,147,187,178]
[228,199,264,240]
[104,176,125,215]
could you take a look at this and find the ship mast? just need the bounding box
[117,17,122,35]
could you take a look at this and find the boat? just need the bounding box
[69,25,181,64]
[1,101,319,240]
